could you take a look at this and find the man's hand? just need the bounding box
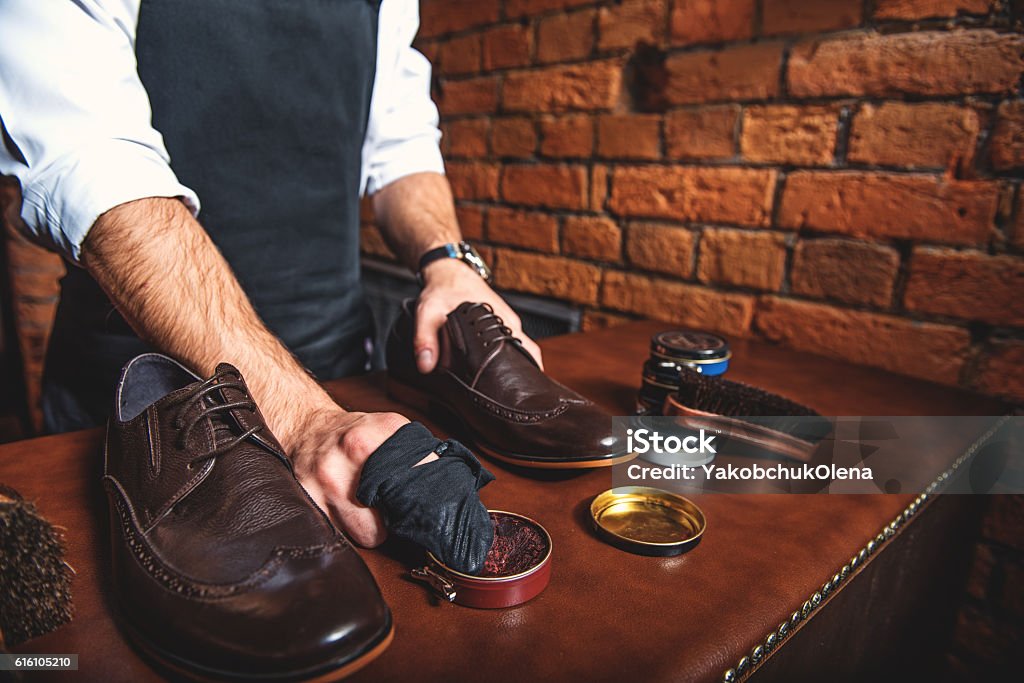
[287,407,405,547]
[370,172,543,374]
[285,405,442,548]
[414,258,543,374]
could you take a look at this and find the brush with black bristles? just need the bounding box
[663,367,833,461]
[0,485,74,650]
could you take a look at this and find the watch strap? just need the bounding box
[416,241,492,285]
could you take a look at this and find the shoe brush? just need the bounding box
[0,486,74,648]
[673,367,833,443]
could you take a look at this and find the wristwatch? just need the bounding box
[416,241,492,285]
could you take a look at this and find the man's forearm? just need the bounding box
[371,171,461,270]
[81,197,336,450]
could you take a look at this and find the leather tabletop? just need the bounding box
[1,321,1004,682]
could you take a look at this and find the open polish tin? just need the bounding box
[412,510,552,609]
[590,487,706,557]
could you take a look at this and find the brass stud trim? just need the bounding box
[721,416,1010,683]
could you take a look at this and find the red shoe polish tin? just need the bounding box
[412,510,552,609]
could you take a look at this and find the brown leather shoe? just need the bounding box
[104,353,392,681]
[386,301,633,469]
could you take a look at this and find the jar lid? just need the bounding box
[590,487,706,557]
[650,330,730,362]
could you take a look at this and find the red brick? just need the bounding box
[501,163,589,210]
[983,495,1024,550]
[597,114,661,160]
[665,106,738,160]
[791,238,900,307]
[493,249,601,304]
[419,0,500,39]
[591,165,609,211]
[609,166,776,226]
[597,0,666,51]
[602,272,755,336]
[903,248,1024,326]
[537,10,595,64]
[990,100,1024,171]
[697,229,787,291]
[669,0,755,45]
[8,266,62,300]
[506,0,593,18]
[355,196,372,222]
[965,543,995,602]
[436,33,481,75]
[665,43,784,105]
[756,297,970,385]
[487,207,559,252]
[778,172,998,245]
[540,115,595,157]
[974,340,1024,404]
[436,76,499,115]
[563,216,622,261]
[874,0,993,20]
[491,117,537,158]
[626,222,696,277]
[504,60,624,112]
[415,40,440,66]
[762,0,862,36]
[455,204,485,240]
[482,24,532,71]
[446,161,500,200]
[360,223,395,260]
[580,310,634,331]
[1002,557,1024,618]
[848,102,980,170]
[788,31,1024,98]
[1013,191,1024,251]
[445,119,490,158]
[741,105,838,165]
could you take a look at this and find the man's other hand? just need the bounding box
[414,258,543,374]
[288,407,408,547]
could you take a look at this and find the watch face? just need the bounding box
[459,242,493,282]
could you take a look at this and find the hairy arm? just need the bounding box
[372,172,542,371]
[83,196,401,545]
[83,197,335,443]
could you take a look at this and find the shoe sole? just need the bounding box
[388,377,636,470]
[121,616,394,682]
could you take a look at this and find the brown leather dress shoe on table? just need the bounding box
[386,301,633,469]
[104,353,392,681]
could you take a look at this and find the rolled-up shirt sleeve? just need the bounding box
[361,0,445,196]
[0,0,198,263]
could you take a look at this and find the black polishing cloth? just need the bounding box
[357,422,495,574]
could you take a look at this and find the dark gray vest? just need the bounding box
[43,0,380,431]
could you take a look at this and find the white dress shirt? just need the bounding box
[0,0,444,263]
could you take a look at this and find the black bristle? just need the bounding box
[0,487,74,647]
[676,368,832,442]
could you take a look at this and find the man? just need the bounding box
[0,0,540,547]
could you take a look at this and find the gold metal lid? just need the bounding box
[590,487,706,556]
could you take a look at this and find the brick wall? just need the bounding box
[0,178,63,434]
[360,0,1024,407]
[365,3,1024,673]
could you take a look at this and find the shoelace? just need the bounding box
[168,368,262,469]
[466,302,520,349]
